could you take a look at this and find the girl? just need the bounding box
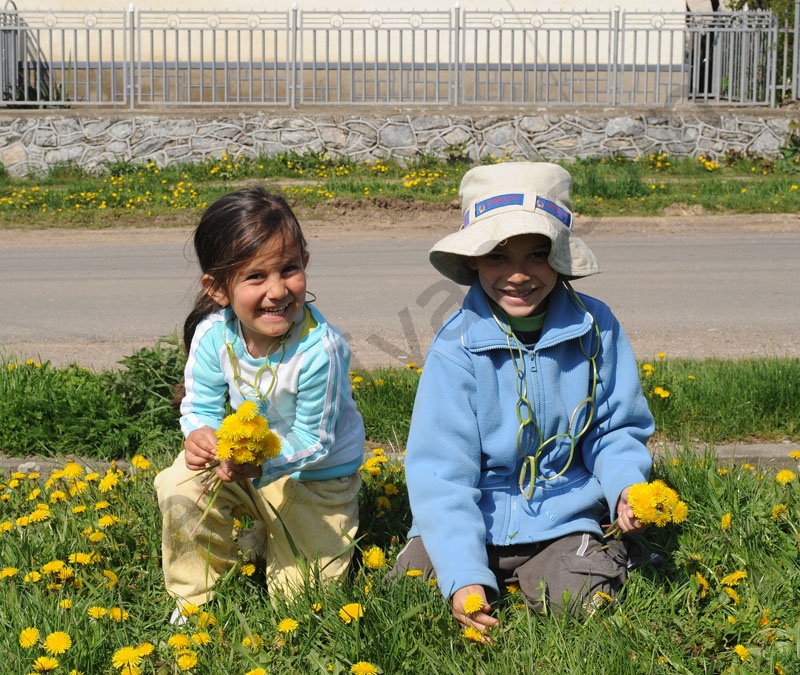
[155,188,364,619]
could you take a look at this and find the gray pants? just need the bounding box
[392,532,629,615]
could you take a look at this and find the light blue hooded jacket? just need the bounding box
[405,281,654,599]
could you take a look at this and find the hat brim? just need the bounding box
[429,210,600,285]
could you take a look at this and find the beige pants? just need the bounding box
[154,451,360,607]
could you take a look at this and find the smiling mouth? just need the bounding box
[259,302,291,316]
[502,289,533,299]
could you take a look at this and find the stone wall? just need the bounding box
[1,107,797,177]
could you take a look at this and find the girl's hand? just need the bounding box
[616,485,644,533]
[184,427,218,471]
[451,585,499,641]
[215,459,262,484]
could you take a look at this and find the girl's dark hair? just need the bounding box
[183,187,308,350]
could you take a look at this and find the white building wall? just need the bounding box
[12,1,687,14]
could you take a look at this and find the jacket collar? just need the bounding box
[459,281,594,352]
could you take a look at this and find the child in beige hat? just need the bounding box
[393,162,655,636]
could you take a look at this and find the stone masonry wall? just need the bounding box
[0,107,797,177]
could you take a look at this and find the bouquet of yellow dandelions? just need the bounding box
[190,400,281,536]
[605,479,688,539]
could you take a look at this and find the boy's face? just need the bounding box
[467,233,558,318]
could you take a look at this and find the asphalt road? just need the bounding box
[2,227,799,371]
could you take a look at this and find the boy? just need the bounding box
[394,162,654,635]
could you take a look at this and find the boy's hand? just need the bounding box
[184,427,218,471]
[451,585,499,640]
[616,485,644,532]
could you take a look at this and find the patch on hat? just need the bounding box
[464,193,524,228]
[535,196,571,227]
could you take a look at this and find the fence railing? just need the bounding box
[1,4,797,109]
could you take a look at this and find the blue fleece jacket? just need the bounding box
[405,281,654,599]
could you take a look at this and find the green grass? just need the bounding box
[3,144,800,229]
[0,353,798,673]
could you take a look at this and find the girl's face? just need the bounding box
[467,233,557,318]
[204,235,309,358]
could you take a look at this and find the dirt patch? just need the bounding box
[1,200,798,248]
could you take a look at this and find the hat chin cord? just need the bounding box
[489,280,601,500]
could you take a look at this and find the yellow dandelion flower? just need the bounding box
[771,503,788,521]
[241,634,262,651]
[177,650,198,671]
[182,603,200,616]
[775,664,785,674]
[20,626,40,648]
[108,607,129,622]
[240,563,256,577]
[245,669,268,675]
[32,655,59,672]
[720,512,732,530]
[350,662,380,674]
[694,572,709,598]
[43,631,72,655]
[98,470,120,493]
[29,508,51,523]
[112,646,143,669]
[311,603,323,613]
[24,571,42,583]
[69,552,94,565]
[720,570,747,587]
[62,462,84,479]
[0,566,19,578]
[169,634,192,650]
[339,603,365,624]
[463,593,485,614]
[196,611,217,628]
[131,455,152,470]
[72,504,87,514]
[41,560,66,575]
[362,546,387,570]
[788,450,800,460]
[191,631,212,646]
[60,599,72,609]
[723,587,740,605]
[98,514,120,528]
[87,606,107,619]
[405,569,423,578]
[776,469,796,485]
[136,642,154,656]
[277,618,299,634]
[461,626,483,642]
[95,500,111,510]
[734,644,750,661]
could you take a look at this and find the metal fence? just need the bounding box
[1,3,798,109]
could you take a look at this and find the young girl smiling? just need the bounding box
[155,187,364,620]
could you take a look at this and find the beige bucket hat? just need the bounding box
[429,162,600,285]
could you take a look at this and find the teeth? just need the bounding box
[261,303,288,314]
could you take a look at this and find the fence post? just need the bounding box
[290,3,298,110]
[794,0,800,100]
[128,3,135,110]
[453,1,460,105]
[611,6,621,106]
